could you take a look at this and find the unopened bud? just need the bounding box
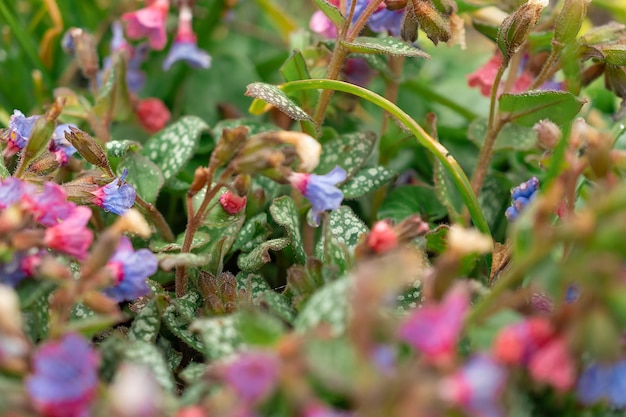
[63,175,99,204]
[112,208,152,238]
[233,174,251,196]
[553,0,588,48]
[62,28,99,79]
[432,0,457,16]
[412,0,451,45]
[497,0,547,65]
[367,221,399,254]
[401,2,420,42]
[219,190,247,215]
[65,126,111,171]
[189,167,210,195]
[447,226,493,256]
[396,214,431,240]
[26,152,61,175]
[585,130,613,179]
[82,229,122,280]
[21,100,63,168]
[275,131,321,172]
[210,126,249,169]
[533,119,562,149]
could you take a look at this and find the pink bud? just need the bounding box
[219,191,247,215]
[367,221,398,254]
[136,98,171,133]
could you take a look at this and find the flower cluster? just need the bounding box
[505,176,539,221]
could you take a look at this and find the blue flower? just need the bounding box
[577,361,626,407]
[6,110,40,155]
[49,124,78,165]
[289,166,347,227]
[163,41,211,71]
[27,333,99,417]
[506,177,539,222]
[0,252,28,287]
[368,7,404,37]
[103,236,158,302]
[0,177,25,209]
[91,169,137,215]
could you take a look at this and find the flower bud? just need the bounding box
[65,126,111,171]
[533,119,562,150]
[219,190,247,215]
[111,208,152,238]
[62,28,99,79]
[447,226,492,256]
[136,98,171,134]
[497,0,547,65]
[189,167,210,195]
[26,152,61,175]
[412,0,451,45]
[210,126,249,169]
[21,100,63,169]
[63,175,99,204]
[401,1,420,42]
[553,0,588,48]
[367,221,399,254]
[275,131,321,172]
[585,130,613,179]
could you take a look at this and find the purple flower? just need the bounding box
[163,41,211,70]
[440,355,508,417]
[0,177,25,209]
[222,351,280,404]
[5,110,40,157]
[27,333,99,417]
[368,7,404,37]
[289,166,347,227]
[0,252,28,287]
[91,169,137,215]
[309,0,370,38]
[163,4,211,71]
[577,360,626,407]
[99,22,149,93]
[44,206,94,260]
[103,236,158,302]
[49,124,78,165]
[23,182,75,227]
[398,283,469,365]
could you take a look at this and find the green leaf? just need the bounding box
[150,232,211,253]
[162,292,204,352]
[65,314,124,338]
[105,140,141,158]
[156,252,212,271]
[425,225,449,254]
[468,118,538,151]
[499,91,585,126]
[124,341,176,392]
[0,156,8,178]
[601,44,626,66]
[378,185,448,223]
[22,295,49,342]
[191,315,244,361]
[328,206,368,249]
[118,152,164,204]
[237,237,290,271]
[313,0,345,26]
[315,131,377,180]
[231,213,271,253]
[179,363,207,385]
[341,166,396,199]
[17,280,55,309]
[434,161,464,221]
[142,116,208,181]
[259,290,296,323]
[270,196,306,265]
[341,37,431,59]
[280,50,318,112]
[245,82,313,121]
[94,53,133,121]
[305,337,358,393]
[236,272,272,300]
[295,276,350,336]
[237,309,285,346]
[129,295,168,343]
[396,280,424,312]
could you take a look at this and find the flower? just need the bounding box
[135,98,171,133]
[122,0,170,50]
[163,4,211,70]
[219,190,247,215]
[288,166,347,227]
[5,110,40,157]
[368,6,404,37]
[103,236,158,302]
[440,354,508,417]
[222,351,280,404]
[492,317,553,365]
[0,177,25,209]
[577,361,626,407]
[91,169,137,215]
[505,177,539,222]
[109,363,161,417]
[27,333,99,417]
[398,283,469,364]
[100,21,148,93]
[528,337,575,391]
[49,123,78,165]
[44,206,94,259]
[0,252,28,287]
[309,10,337,38]
[22,182,75,227]
[367,221,398,254]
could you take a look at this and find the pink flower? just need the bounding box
[44,206,93,260]
[528,337,575,392]
[467,54,503,97]
[122,0,170,50]
[367,221,398,254]
[22,182,75,227]
[219,190,247,215]
[310,10,337,38]
[222,351,280,404]
[492,317,553,365]
[398,283,469,364]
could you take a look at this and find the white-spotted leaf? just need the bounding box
[341,37,430,59]
[237,237,290,271]
[124,341,176,392]
[341,166,396,199]
[245,82,313,121]
[295,276,350,336]
[270,196,306,265]
[191,315,244,361]
[105,140,141,158]
[315,132,377,180]
[118,152,164,204]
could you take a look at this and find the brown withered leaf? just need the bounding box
[489,240,512,286]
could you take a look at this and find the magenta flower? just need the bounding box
[222,351,280,404]
[22,182,75,227]
[310,10,338,38]
[49,123,77,165]
[122,0,170,50]
[27,333,99,417]
[0,177,25,209]
[440,355,508,417]
[104,236,158,302]
[91,169,137,215]
[44,206,93,260]
[4,110,40,157]
[163,4,211,70]
[288,166,347,227]
[398,283,469,364]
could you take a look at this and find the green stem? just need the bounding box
[530,47,562,90]
[281,79,490,236]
